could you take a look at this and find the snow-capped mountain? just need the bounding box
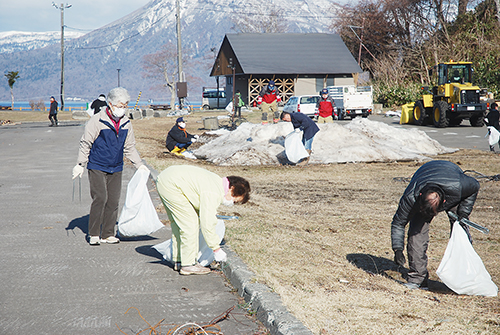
[0,0,337,102]
[0,31,84,54]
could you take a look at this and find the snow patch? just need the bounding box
[194,118,455,166]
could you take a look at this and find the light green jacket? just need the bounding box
[157,165,224,249]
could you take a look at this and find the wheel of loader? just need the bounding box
[413,100,426,125]
[433,101,449,128]
[470,114,485,127]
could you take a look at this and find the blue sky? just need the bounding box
[0,0,151,33]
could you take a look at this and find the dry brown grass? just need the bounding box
[133,112,500,334]
[0,110,76,123]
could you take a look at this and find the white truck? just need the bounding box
[327,85,373,119]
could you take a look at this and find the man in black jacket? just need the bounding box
[486,102,499,152]
[166,117,198,155]
[391,160,480,289]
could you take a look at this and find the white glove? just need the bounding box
[214,248,227,262]
[191,137,197,143]
[194,134,199,139]
[138,164,150,173]
[72,164,84,179]
[294,128,302,133]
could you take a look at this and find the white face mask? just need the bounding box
[222,197,234,207]
[111,107,126,118]
[178,122,186,128]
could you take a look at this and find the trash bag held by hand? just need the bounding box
[117,168,164,237]
[152,219,226,267]
[284,130,309,164]
[436,221,498,296]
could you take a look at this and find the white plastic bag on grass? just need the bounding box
[436,221,498,296]
[152,219,225,267]
[284,130,309,163]
[117,168,164,237]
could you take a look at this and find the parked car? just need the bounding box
[202,89,228,110]
[327,85,373,119]
[283,95,320,119]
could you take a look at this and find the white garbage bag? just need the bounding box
[225,101,233,115]
[152,219,225,267]
[487,126,500,146]
[284,130,309,163]
[436,221,498,296]
[117,168,164,237]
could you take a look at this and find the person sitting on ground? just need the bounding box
[156,165,251,275]
[280,111,320,165]
[165,117,199,155]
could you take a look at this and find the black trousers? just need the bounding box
[49,113,58,125]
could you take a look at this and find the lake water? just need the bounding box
[0,100,202,111]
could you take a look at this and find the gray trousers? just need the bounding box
[407,213,432,285]
[88,169,122,239]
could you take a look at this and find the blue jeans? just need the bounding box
[302,136,314,151]
[176,142,192,150]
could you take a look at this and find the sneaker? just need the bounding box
[403,282,428,290]
[89,236,100,245]
[173,262,181,271]
[179,264,211,275]
[101,236,120,244]
[182,151,197,159]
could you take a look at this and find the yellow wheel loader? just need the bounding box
[413,61,488,128]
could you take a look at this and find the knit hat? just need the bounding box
[176,117,185,123]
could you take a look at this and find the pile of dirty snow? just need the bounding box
[193,118,455,166]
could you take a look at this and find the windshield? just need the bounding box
[446,64,471,83]
[300,96,320,104]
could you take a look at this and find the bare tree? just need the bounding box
[494,0,500,23]
[142,43,186,110]
[4,71,20,110]
[232,9,288,33]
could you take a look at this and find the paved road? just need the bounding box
[368,114,491,151]
[0,121,260,335]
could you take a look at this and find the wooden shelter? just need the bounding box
[210,33,363,106]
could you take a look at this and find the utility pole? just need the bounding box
[53,2,71,112]
[358,18,365,66]
[117,69,121,87]
[228,58,235,122]
[175,0,184,109]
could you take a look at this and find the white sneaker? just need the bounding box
[89,236,100,245]
[180,264,210,275]
[182,151,197,159]
[100,236,120,244]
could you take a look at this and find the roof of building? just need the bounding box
[212,33,362,76]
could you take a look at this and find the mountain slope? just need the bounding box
[0,0,336,102]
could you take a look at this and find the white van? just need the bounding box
[202,89,228,110]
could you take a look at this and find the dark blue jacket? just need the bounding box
[290,112,319,140]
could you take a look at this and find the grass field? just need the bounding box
[4,110,498,334]
[129,111,500,335]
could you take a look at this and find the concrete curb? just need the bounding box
[221,246,314,335]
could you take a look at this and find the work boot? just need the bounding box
[180,264,211,275]
[490,145,495,152]
[171,147,182,155]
